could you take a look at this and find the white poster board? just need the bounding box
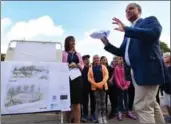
[1,61,71,115]
[12,42,58,62]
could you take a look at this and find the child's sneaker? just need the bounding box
[127,111,137,120]
[97,117,103,123]
[102,116,108,123]
[117,112,123,121]
[81,115,88,122]
[90,114,97,123]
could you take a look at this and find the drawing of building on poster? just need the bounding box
[10,65,49,79]
[5,65,49,108]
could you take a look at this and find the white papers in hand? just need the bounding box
[90,30,110,39]
[69,68,81,81]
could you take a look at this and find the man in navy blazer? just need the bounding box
[101,3,165,123]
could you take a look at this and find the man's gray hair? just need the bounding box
[163,52,171,58]
[129,3,142,13]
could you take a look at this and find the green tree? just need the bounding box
[160,41,170,53]
[7,88,16,105]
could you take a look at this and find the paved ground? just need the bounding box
[1,106,167,124]
[1,96,167,124]
[1,112,139,124]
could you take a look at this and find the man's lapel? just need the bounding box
[128,18,144,48]
[121,37,127,52]
[134,18,143,27]
[123,18,143,81]
[124,19,143,42]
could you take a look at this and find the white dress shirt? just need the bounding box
[124,18,141,66]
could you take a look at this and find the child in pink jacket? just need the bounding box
[114,57,136,121]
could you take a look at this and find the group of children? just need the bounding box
[81,55,137,123]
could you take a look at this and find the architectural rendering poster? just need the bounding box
[1,62,70,114]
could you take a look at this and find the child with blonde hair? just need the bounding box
[88,55,108,123]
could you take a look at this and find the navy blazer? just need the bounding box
[104,16,166,85]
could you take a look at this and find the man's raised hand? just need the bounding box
[112,17,126,32]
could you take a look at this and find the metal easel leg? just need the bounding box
[60,111,63,123]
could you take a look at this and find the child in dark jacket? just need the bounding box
[81,55,96,123]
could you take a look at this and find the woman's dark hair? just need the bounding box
[64,36,75,52]
[100,56,108,66]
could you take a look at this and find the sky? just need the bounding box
[1,1,170,62]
